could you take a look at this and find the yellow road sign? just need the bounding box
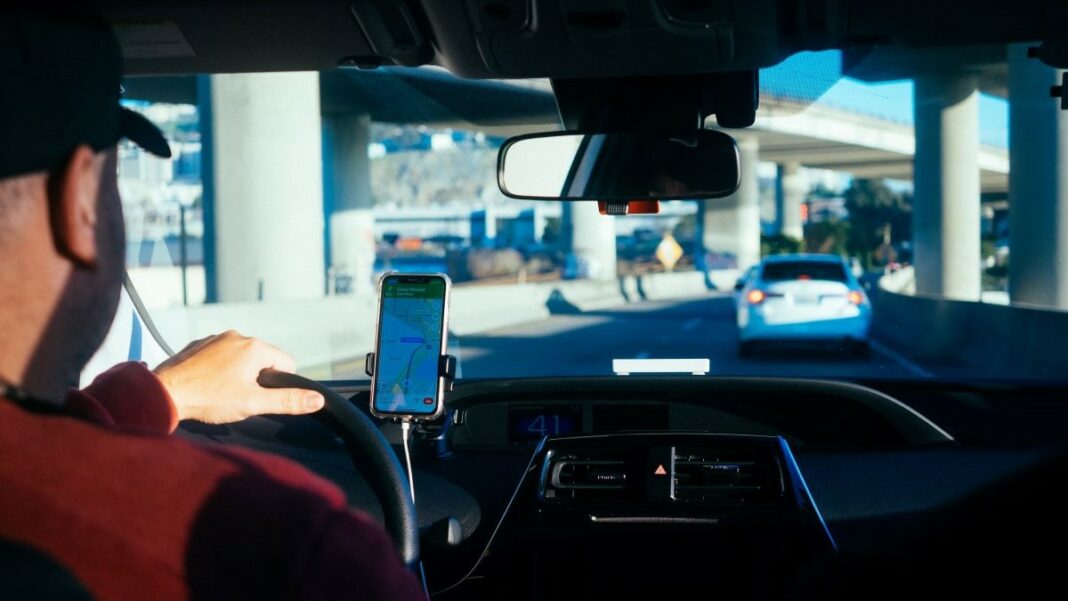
[656,233,683,271]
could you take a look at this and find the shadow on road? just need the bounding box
[546,289,582,315]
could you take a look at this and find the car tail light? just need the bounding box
[848,290,866,305]
[746,290,766,304]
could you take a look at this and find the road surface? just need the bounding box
[446,293,933,380]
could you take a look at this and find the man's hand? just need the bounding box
[153,330,325,424]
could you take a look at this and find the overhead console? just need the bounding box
[454,0,783,79]
[436,433,835,599]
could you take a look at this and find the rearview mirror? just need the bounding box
[497,130,740,201]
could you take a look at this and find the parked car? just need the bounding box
[737,254,871,356]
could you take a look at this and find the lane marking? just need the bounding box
[681,318,703,331]
[869,339,935,378]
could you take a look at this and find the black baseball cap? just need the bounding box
[0,8,172,180]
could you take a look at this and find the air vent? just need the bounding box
[542,452,633,502]
[673,449,784,505]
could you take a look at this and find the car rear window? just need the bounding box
[761,261,847,282]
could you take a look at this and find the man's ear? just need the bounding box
[47,145,105,269]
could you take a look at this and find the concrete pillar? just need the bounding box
[516,207,545,244]
[562,134,617,280]
[702,137,761,271]
[912,73,981,300]
[324,114,376,295]
[775,162,805,240]
[208,72,325,302]
[471,207,497,247]
[196,75,218,302]
[563,202,617,280]
[1008,45,1068,308]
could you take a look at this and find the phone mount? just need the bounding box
[364,352,457,384]
[365,352,457,441]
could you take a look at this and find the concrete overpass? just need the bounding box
[843,43,1067,307]
[747,101,1008,191]
[700,96,1011,277]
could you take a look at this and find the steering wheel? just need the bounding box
[257,370,419,568]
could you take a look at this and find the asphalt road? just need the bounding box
[450,293,933,380]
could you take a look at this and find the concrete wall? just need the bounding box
[873,282,1068,378]
[150,294,378,373]
[146,270,736,376]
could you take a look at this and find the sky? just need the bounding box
[761,50,1009,149]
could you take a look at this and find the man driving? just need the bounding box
[0,8,423,600]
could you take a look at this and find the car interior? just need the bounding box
[16,1,1068,598]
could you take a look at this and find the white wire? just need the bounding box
[400,419,429,600]
[400,419,416,503]
[123,270,175,357]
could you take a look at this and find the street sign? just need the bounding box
[656,233,684,271]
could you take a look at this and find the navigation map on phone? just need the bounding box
[373,276,447,415]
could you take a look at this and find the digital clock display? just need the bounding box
[508,406,582,443]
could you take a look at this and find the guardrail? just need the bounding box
[873,278,1068,378]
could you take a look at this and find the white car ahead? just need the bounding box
[736,254,872,357]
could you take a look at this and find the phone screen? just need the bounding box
[372,274,448,417]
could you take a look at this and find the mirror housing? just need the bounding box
[497,130,740,201]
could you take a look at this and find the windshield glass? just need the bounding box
[761,262,847,282]
[91,46,1068,384]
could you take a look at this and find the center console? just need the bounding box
[435,433,835,599]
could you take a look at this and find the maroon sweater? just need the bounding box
[0,362,424,600]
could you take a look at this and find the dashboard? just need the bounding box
[444,376,953,451]
[179,375,1066,598]
[460,400,782,446]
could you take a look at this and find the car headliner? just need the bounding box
[95,0,1066,78]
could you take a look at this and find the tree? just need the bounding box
[542,217,562,244]
[843,179,912,269]
[805,218,850,256]
[762,234,804,256]
[672,213,697,241]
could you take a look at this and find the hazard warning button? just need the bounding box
[646,446,675,501]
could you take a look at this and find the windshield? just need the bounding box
[761,262,847,283]
[89,46,1068,384]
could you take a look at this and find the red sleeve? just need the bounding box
[294,508,427,600]
[65,362,178,435]
[185,445,426,599]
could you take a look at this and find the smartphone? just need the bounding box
[370,273,450,420]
